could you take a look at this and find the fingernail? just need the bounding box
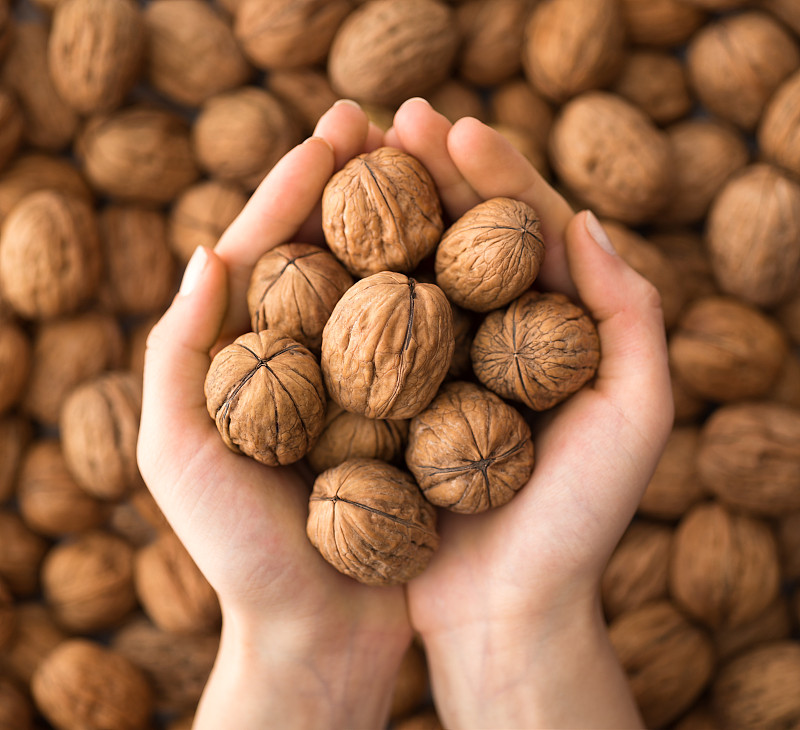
[334,98,361,110]
[585,211,616,256]
[400,97,430,109]
[303,135,334,152]
[180,246,208,296]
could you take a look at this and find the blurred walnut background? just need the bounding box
[0,0,799,728]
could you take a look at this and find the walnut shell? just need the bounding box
[306,401,409,474]
[522,0,625,103]
[618,0,706,48]
[405,381,534,513]
[78,105,199,204]
[670,501,781,629]
[649,230,718,309]
[322,147,443,278]
[1,603,67,685]
[0,320,30,415]
[549,92,674,224]
[192,87,299,190]
[0,577,14,649]
[328,0,458,106]
[489,79,554,151]
[760,70,800,179]
[763,0,800,37]
[697,401,800,516]
[235,0,350,71]
[778,511,800,582]
[393,710,444,730]
[0,86,23,171]
[144,0,251,108]
[48,0,145,114]
[0,190,101,320]
[434,197,544,312]
[770,351,800,411]
[471,290,600,411]
[428,79,487,125]
[0,0,12,59]
[41,529,137,633]
[0,416,31,503]
[0,675,33,730]
[706,164,800,308]
[687,12,800,132]
[321,272,454,420]
[204,330,326,466]
[168,179,247,263]
[0,511,48,596]
[266,68,339,133]
[612,51,691,125]
[247,242,354,353]
[775,289,800,347]
[390,642,429,721]
[306,458,439,585]
[712,641,800,730]
[668,296,789,402]
[134,531,220,635]
[60,370,144,501]
[609,600,715,729]
[32,639,153,730]
[17,440,111,537]
[714,597,793,663]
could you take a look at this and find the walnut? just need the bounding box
[247,242,353,354]
[306,458,439,585]
[48,0,145,114]
[434,197,544,312]
[0,320,30,415]
[760,70,800,180]
[112,617,218,714]
[770,351,800,411]
[23,311,124,426]
[602,520,672,620]
[168,179,247,263]
[455,0,529,86]
[778,512,800,582]
[1,23,79,151]
[234,0,350,71]
[60,370,144,501]
[307,401,408,475]
[390,642,429,721]
[775,289,800,347]
[0,511,48,596]
[405,381,534,513]
[41,529,136,632]
[108,486,170,548]
[471,290,600,411]
[697,401,800,517]
[714,597,793,663]
[322,147,444,278]
[0,0,12,59]
[763,0,800,37]
[0,578,13,649]
[204,330,326,466]
[0,190,101,320]
[679,0,747,8]
[32,639,154,730]
[328,0,458,106]
[609,600,714,729]
[393,710,444,730]
[448,303,475,379]
[618,0,706,48]
[650,230,718,306]
[522,0,625,103]
[192,87,300,191]
[670,501,780,629]
[266,68,339,133]
[0,87,23,171]
[428,79,487,124]
[491,124,550,178]
[144,0,251,108]
[321,272,454,420]
[134,531,221,635]
[549,92,674,224]
[687,12,800,132]
[17,440,110,537]
[489,79,554,152]
[712,642,800,730]
[0,416,31,503]
[0,676,33,730]
[126,315,159,380]
[77,105,199,204]
[1,603,67,685]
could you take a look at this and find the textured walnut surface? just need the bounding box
[406,381,534,513]
[204,329,326,466]
[322,147,443,277]
[306,459,438,586]
[760,69,800,179]
[471,290,600,411]
[321,271,454,420]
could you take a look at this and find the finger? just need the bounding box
[313,99,370,169]
[446,117,577,298]
[390,98,481,219]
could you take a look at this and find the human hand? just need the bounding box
[386,99,674,729]
[137,102,411,730]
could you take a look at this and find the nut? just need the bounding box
[266,68,339,133]
[0,86,23,171]
[0,511,49,596]
[390,642,429,721]
[306,458,439,585]
[247,242,353,354]
[488,79,554,151]
[471,290,600,411]
[759,69,800,180]
[0,190,101,320]
[618,0,706,48]
[405,381,534,513]
[778,512,800,582]
[0,577,14,649]
[714,597,793,662]
[322,147,443,278]
[762,0,800,37]
[0,676,33,730]
[1,603,67,685]
[649,230,718,307]
[321,271,454,420]
[0,320,30,415]
[204,330,326,466]
[0,416,31,503]
[434,197,544,312]
[428,79,487,124]
[775,289,800,347]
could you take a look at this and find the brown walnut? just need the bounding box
[390,642,429,721]
[0,676,32,730]
[306,458,439,586]
[0,86,23,171]
[0,511,48,596]
[0,416,31,503]
[247,242,353,354]
[471,290,600,411]
[322,147,443,278]
[0,320,30,415]
[489,79,554,152]
[266,68,339,134]
[428,79,487,125]
[0,577,14,649]
[321,271,454,420]
[406,382,534,513]
[714,597,793,663]
[618,0,706,48]
[1,603,67,686]
[204,330,326,466]
[649,230,718,308]
[760,69,800,179]
[435,197,544,313]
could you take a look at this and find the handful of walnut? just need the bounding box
[204,146,600,585]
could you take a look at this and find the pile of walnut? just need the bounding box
[0,0,799,728]
[204,147,600,586]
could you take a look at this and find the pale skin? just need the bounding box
[138,99,673,729]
